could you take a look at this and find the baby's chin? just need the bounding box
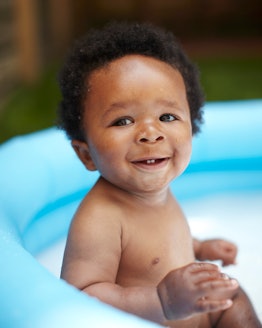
[120,178,172,199]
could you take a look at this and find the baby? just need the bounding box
[58,22,261,327]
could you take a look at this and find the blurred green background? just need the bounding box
[0,0,261,144]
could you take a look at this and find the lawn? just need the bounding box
[0,56,261,144]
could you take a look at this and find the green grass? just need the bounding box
[0,57,261,144]
[0,67,61,144]
[195,57,262,101]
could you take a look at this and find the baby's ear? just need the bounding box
[71,140,97,171]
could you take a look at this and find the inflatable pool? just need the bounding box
[0,100,261,327]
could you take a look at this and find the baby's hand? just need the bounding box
[195,239,237,266]
[157,262,239,321]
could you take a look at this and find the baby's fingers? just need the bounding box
[195,297,233,313]
[200,277,239,300]
[192,270,226,284]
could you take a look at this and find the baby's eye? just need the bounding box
[159,113,177,122]
[112,117,133,126]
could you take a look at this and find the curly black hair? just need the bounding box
[57,21,204,140]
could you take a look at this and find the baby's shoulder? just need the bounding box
[71,184,125,231]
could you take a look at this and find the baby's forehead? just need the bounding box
[83,54,189,118]
[87,54,181,84]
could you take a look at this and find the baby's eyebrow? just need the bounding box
[102,101,136,119]
[155,99,181,110]
[108,101,131,110]
[102,99,184,120]
[108,99,179,110]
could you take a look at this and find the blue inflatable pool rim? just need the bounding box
[0,99,261,327]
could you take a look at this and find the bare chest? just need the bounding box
[116,212,195,286]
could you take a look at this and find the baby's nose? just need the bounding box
[139,135,164,143]
[136,124,165,144]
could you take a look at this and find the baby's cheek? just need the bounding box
[177,140,192,170]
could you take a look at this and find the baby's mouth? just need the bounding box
[136,158,165,165]
[132,158,169,168]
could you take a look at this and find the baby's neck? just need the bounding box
[97,176,173,207]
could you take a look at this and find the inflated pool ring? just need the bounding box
[0,100,261,327]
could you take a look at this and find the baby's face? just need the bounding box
[79,55,192,194]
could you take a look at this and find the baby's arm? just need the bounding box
[193,238,237,266]
[86,263,239,324]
